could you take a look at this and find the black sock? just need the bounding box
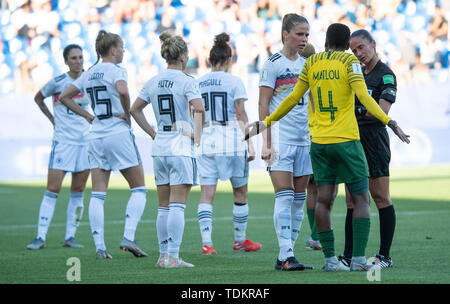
[343,208,353,259]
[379,205,396,257]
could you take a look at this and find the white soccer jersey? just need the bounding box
[72,62,131,139]
[197,71,248,155]
[40,72,90,145]
[138,69,201,157]
[259,52,310,146]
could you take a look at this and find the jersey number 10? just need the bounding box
[201,91,228,125]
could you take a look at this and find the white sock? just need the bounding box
[167,202,186,258]
[123,187,147,241]
[156,206,169,254]
[233,203,248,243]
[291,192,306,246]
[37,190,58,241]
[65,191,84,240]
[89,192,106,251]
[198,203,213,246]
[274,189,294,261]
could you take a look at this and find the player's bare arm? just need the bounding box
[351,81,410,144]
[235,98,255,162]
[59,84,94,123]
[34,91,55,126]
[190,98,205,147]
[130,97,156,140]
[115,79,131,126]
[258,86,274,162]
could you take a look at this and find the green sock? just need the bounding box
[318,229,335,258]
[352,217,371,257]
[306,209,319,240]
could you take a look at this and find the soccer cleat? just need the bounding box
[155,253,169,268]
[62,237,84,248]
[338,254,352,268]
[233,239,261,252]
[350,256,381,272]
[119,237,148,257]
[282,257,314,271]
[324,256,350,272]
[274,259,283,270]
[373,254,393,269]
[305,236,322,250]
[201,245,218,255]
[26,237,45,250]
[96,250,112,259]
[164,255,194,268]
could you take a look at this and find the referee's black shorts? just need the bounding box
[359,126,391,178]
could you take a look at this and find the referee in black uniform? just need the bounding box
[339,29,397,269]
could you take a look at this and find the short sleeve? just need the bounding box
[234,78,248,101]
[137,82,151,104]
[259,60,277,88]
[186,78,201,102]
[40,78,56,97]
[379,72,397,103]
[72,72,85,91]
[298,58,310,85]
[114,67,128,84]
[347,55,365,83]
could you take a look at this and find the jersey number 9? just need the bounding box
[158,94,176,131]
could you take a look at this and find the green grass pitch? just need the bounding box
[1,165,449,284]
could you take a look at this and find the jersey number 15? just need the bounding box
[86,86,112,120]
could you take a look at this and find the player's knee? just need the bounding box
[70,185,85,193]
[46,184,61,194]
[373,194,392,209]
[347,178,369,195]
[233,187,247,204]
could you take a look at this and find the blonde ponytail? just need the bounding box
[159,30,188,65]
[91,30,122,68]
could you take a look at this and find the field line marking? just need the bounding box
[1,209,450,231]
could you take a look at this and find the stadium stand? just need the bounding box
[0,0,448,94]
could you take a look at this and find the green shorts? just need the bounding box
[310,140,369,187]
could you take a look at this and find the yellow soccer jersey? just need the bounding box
[308,98,317,138]
[264,50,391,144]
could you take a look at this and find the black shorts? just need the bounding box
[359,126,391,178]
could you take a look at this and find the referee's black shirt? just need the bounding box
[355,60,397,127]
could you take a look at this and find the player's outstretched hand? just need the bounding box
[244,121,267,141]
[388,120,410,144]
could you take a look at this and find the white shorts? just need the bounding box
[89,131,141,171]
[153,156,197,186]
[268,143,313,177]
[48,141,90,172]
[197,153,248,188]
